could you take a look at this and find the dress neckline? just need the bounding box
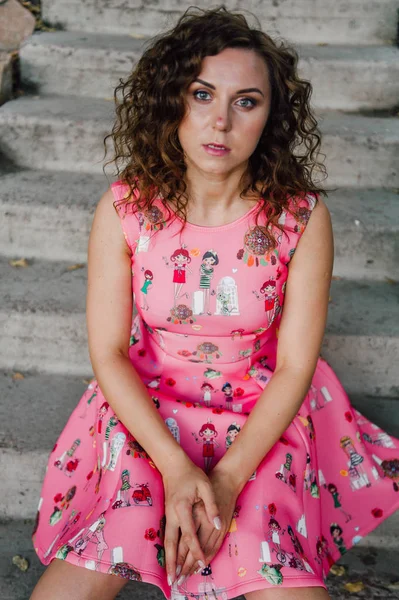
[161,196,264,232]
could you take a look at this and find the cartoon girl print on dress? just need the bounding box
[225,421,241,449]
[140,268,153,311]
[162,247,192,303]
[340,435,372,491]
[330,522,347,556]
[97,402,109,434]
[326,483,352,522]
[112,469,132,509]
[222,382,234,410]
[69,513,109,570]
[303,453,319,498]
[192,420,220,473]
[227,504,241,557]
[252,277,281,328]
[198,249,219,315]
[275,452,297,493]
[200,382,218,407]
[315,535,335,570]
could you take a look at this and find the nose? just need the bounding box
[213,103,231,131]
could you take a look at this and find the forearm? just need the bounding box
[213,365,314,494]
[91,351,191,476]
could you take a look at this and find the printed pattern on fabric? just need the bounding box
[32,181,399,600]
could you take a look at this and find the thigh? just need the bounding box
[30,558,129,600]
[245,586,331,600]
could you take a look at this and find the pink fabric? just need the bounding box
[33,181,399,599]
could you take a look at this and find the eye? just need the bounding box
[237,97,257,108]
[193,90,211,101]
[193,90,257,108]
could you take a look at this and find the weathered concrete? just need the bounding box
[40,0,399,46]
[1,170,398,279]
[19,31,399,110]
[0,256,398,395]
[0,95,398,187]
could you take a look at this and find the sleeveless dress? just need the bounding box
[32,180,399,599]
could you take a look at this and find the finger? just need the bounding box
[199,481,222,529]
[183,548,204,579]
[175,501,206,580]
[175,507,202,578]
[164,512,180,586]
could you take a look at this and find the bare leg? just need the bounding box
[245,586,331,600]
[30,558,128,600]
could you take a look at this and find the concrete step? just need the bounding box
[19,31,399,111]
[2,520,399,600]
[0,94,398,187]
[1,169,398,280]
[0,255,398,395]
[0,368,399,521]
[40,0,399,46]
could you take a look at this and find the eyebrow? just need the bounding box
[194,78,265,97]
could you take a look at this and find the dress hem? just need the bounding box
[34,544,327,599]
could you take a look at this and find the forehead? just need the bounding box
[198,48,269,89]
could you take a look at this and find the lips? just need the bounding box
[205,143,231,151]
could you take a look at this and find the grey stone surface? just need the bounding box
[40,0,399,45]
[1,518,399,600]
[19,32,399,110]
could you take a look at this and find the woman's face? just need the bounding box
[178,47,271,178]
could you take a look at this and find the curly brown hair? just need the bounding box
[103,5,328,247]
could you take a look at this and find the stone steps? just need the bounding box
[19,31,399,111]
[0,94,398,187]
[1,169,398,280]
[40,0,399,46]
[1,254,398,395]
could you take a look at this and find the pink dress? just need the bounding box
[32,181,399,599]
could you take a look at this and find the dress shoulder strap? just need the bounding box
[278,192,319,266]
[111,179,141,255]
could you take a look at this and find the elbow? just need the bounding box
[89,346,130,374]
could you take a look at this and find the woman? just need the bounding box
[30,6,399,600]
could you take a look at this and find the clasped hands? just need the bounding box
[162,457,240,587]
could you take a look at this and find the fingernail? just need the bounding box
[167,574,173,586]
[177,574,186,586]
[195,566,202,574]
[198,560,206,569]
[213,516,222,530]
[176,565,182,577]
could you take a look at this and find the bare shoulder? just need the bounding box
[295,195,333,256]
[89,186,131,256]
[288,195,334,279]
[306,195,332,236]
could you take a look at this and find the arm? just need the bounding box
[212,197,334,493]
[86,188,190,475]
